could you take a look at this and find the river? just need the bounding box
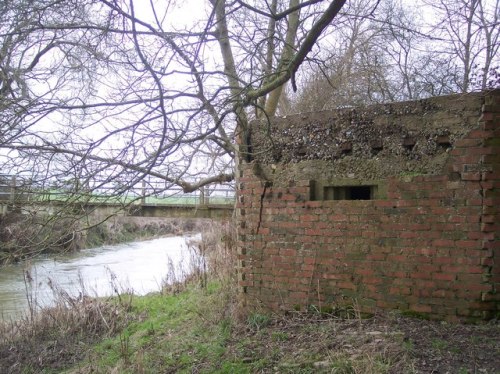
[0,235,200,321]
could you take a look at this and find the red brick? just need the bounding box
[355,268,374,276]
[366,253,386,261]
[338,282,356,290]
[433,273,457,281]
[363,277,383,284]
[462,283,493,292]
[415,248,437,256]
[432,289,455,298]
[454,138,484,147]
[280,249,296,257]
[418,264,440,273]
[239,280,254,287]
[375,200,397,207]
[328,214,348,222]
[322,273,344,280]
[387,254,408,262]
[469,231,495,240]
[411,272,432,280]
[433,239,455,247]
[440,265,465,273]
[456,240,481,249]
[434,256,453,264]
[301,214,318,222]
[461,172,481,181]
[396,231,417,240]
[467,129,493,139]
[305,228,322,236]
[303,257,316,265]
[479,112,496,121]
[466,146,497,155]
[450,148,466,156]
[483,197,500,206]
[481,257,494,266]
[390,287,411,295]
[305,201,323,208]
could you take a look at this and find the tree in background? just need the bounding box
[427,0,499,92]
[2,0,497,199]
[290,0,499,113]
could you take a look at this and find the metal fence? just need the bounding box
[0,174,16,202]
[0,174,235,207]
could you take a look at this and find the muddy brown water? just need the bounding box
[0,235,200,321]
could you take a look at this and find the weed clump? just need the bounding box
[161,222,241,319]
[0,272,134,373]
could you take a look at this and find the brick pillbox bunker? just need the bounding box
[236,90,500,322]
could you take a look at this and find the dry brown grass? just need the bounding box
[0,220,233,374]
[161,221,236,289]
[0,270,134,374]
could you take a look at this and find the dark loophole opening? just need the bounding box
[324,185,375,200]
[403,137,416,151]
[437,135,452,149]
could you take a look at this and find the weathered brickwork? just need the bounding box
[237,90,500,321]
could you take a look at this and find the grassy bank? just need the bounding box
[64,289,499,374]
[1,223,499,373]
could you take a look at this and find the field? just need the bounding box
[10,188,235,206]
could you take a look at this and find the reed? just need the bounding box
[0,267,133,373]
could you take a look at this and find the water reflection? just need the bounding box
[0,235,198,321]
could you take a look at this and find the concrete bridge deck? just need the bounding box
[0,175,234,219]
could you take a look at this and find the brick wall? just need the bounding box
[237,90,499,321]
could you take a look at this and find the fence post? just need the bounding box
[199,187,205,206]
[9,175,16,206]
[141,180,146,205]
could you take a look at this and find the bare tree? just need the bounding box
[0,0,353,258]
[288,0,391,112]
[1,0,347,195]
[425,0,500,92]
[289,0,499,113]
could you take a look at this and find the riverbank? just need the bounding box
[84,216,209,246]
[0,235,201,320]
[67,288,499,374]
[0,213,211,265]
[3,286,499,373]
[1,223,499,373]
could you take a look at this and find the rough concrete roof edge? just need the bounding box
[251,90,496,127]
[247,89,498,169]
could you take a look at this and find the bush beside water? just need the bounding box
[0,213,207,265]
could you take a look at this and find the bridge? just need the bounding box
[0,174,235,219]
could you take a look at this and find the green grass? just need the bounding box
[7,277,494,374]
[61,280,419,374]
[431,338,449,351]
[72,282,240,373]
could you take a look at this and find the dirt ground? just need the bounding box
[228,311,500,373]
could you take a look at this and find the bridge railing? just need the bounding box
[0,174,235,208]
[0,174,26,203]
[133,185,235,206]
